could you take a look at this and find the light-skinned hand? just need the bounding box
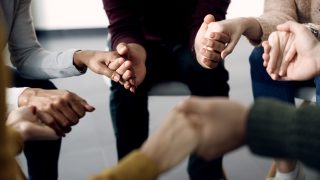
[115,42,147,92]
[262,21,320,80]
[141,107,200,173]
[73,50,135,88]
[6,106,59,141]
[195,14,230,69]
[178,96,248,160]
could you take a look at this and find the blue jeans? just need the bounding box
[249,47,317,105]
[9,67,61,180]
[110,43,229,180]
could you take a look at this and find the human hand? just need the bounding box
[178,96,248,160]
[6,106,59,141]
[195,16,249,68]
[263,21,320,80]
[18,88,95,136]
[116,42,147,91]
[73,50,135,89]
[262,31,294,80]
[195,14,229,68]
[140,107,200,173]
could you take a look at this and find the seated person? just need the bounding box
[196,1,320,178]
[1,0,135,178]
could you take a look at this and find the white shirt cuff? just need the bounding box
[6,87,28,112]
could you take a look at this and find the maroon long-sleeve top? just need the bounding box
[103,0,230,50]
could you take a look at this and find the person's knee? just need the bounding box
[249,47,264,70]
[8,66,57,89]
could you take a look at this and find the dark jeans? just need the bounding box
[249,46,317,104]
[8,67,61,180]
[110,43,229,180]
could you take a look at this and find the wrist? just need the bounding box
[242,17,262,41]
[18,88,36,107]
[73,50,87,73]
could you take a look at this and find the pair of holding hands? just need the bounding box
[15,43,146,139]
[195,14,319,82]
[195,14,239,69]
[262,21,320,81]
[73,42,146,93]
[141,96,248,173]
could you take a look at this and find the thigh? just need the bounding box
[173,44,229,96]
[8,66,56,89]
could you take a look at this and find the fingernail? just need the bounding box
[113,75,120,81]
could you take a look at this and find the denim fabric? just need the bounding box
[8,67,61,180]
[110,43,229,180]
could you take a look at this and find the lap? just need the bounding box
[7,66,56,89]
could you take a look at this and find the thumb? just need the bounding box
[116,42,129,56]
[221,35,241,59]
[199,14,216,32]
[204,14,215,24]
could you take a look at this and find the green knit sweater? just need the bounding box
[247,98,320,171]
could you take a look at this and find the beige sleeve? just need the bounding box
[249,0,298,45]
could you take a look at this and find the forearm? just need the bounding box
[241,17,263,45]
[247,98,320,171]
[11,48,82,79]
[8,0,81,79]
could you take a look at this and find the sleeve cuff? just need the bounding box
[6,87,28,112]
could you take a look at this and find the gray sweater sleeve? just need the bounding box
[247,98,320,171]
[8,0,82,79]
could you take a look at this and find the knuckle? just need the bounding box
[78,111,85,118]
[44,104,54,111]
[62,91,73,99]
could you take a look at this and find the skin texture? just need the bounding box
[178,97,248,160]
[114,42,147,92]
[73,48,135,91]
[6,106,59,141]
[196,16,262,68]
[262,21,320,81]
[18,88,95,136]
[141,107,200,173]
[194,14,230,69]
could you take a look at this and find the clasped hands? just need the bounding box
[195,14,243,69]
[262,21,320,81]
[73,42,146,93]
[196,15,319,82]
[141,96,248,173]
[15,43,146,139]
